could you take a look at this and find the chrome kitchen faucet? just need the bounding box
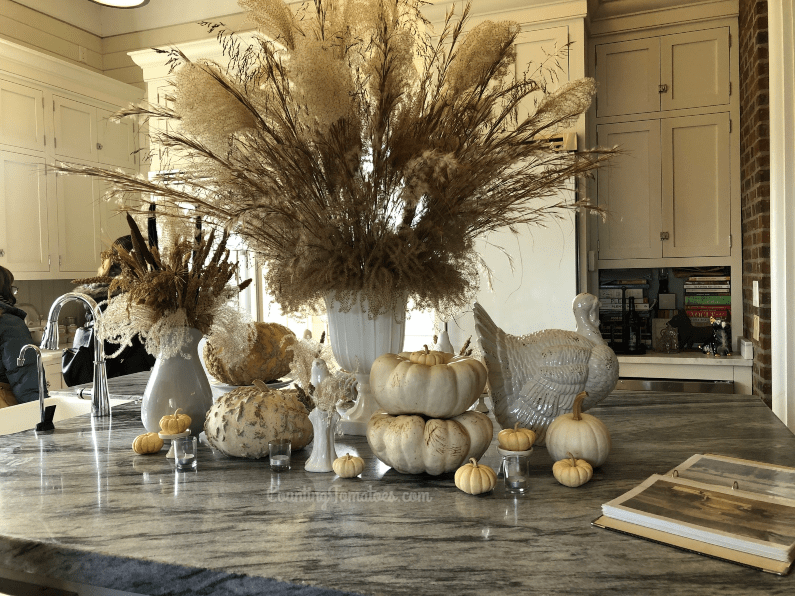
[17,344,54,433]
[42,292,110,417]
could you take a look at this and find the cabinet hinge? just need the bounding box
[729,33,731,48]
[729,234,732,248]
[729,119,732,133]
[54,137,57,149]
[59,255,62,268]
[44,134,46,146]
[48,255,51,268]
[729,81,732,96]
[52,100,55,112]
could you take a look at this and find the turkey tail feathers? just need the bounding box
[473,302,513,429]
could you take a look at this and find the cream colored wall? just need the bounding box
[0,0,102,72]
[101,12,251,89]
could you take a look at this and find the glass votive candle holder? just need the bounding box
[503,454,530,494]
[269,439,291,471]
[173,436,197,471]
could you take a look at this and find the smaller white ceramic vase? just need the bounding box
[305,408,340,472]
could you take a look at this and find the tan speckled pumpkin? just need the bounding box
[132,432,164,455]
[203,322,296,385]
[203,380,313,458]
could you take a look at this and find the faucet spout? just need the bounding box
[42,292,110,417]
[18,344,54,433]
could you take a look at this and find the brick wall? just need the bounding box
[739,0,771,405]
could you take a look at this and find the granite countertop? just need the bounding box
[0,373,794,596]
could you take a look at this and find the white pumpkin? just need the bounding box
[204,381,313,458]
[366,410,493,475]
[546,391,611,467]
[370,348,488,418]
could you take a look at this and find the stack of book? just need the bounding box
[684,276,731,325]
[594,454,795,574]
[598,279,652,349]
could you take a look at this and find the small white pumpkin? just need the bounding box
[370,348,488,418]
[552,452,593,487]
[497,422,537,451]
[204,381,313,458]
[366,410,493,475]
[455,458,497,495]
[333,453,365,478]
[546,391,611,467]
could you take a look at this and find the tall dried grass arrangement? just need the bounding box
[57,0,616,318]
[86,214,252,359]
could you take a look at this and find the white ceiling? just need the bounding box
[13,0,246,37]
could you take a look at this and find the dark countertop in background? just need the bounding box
[0,373,793,595]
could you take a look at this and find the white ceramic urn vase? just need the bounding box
[140,328,214,437]
[325,292,406,435]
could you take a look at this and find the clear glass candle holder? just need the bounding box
[503,454,530,494]
[173,436,197,471]
[269,439,291,472]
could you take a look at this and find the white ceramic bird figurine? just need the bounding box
[473,293,619,444]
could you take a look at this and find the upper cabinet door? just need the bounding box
[596,120,662,260]
[55,159,101,273]
[661,28,731,112]
[661,112,731,258]
[0,150,50,272]
[595,38,661,117]
[0,78,45,152]
[53,96,97,162]
[96,107,136,168]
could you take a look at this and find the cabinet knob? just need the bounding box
[660,231,670,240]
[97,142,103,150]
[0,248,4,257]
[659,84,669,93]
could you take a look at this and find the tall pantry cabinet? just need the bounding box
[588,11,742,344]
[0,39,143,280]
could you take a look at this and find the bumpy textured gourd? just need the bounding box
[203,321,296,385]
[455,458,497,495]
[204,381,313,458]
[546,391,611,467]
[552,452,594,487]
[159,408,191,434]
[497,422,537,451]
[132,432,164,455]
[332,453,365,478]
[367,410,493,475]
[370,349,488,418]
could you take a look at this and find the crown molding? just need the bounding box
[0,37,142,103]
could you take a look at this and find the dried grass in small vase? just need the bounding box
[94,214,252,359]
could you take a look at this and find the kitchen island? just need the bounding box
[0,373,793,596]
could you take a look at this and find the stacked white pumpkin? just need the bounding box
[367,347,493,475]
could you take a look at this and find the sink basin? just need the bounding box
[0,393,133,436]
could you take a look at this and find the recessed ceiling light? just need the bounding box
[88,0,150,8]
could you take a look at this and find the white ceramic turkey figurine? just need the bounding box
[367,345,493,475]
[473,293,619,445]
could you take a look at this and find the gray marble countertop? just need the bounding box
[1,373,794,596]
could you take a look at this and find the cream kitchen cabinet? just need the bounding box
[55,159,102,273]
[0,39,143,280]
[595,27,730,118]
[54,96,137,168]
[0,78,45,153]
[0,149,51,272]
[596,112,731,261]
